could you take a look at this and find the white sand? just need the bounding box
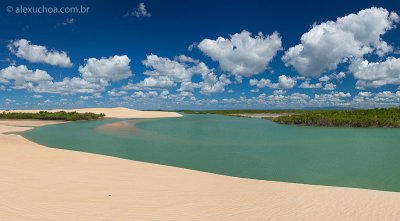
[1,108,400,220]
[1,107,182,118]
[232,113,292,118]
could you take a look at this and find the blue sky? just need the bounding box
[1,0,400,110]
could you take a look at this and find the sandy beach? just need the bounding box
[231,113,292,118]
[1,107,182,118]
[1,108,400,220]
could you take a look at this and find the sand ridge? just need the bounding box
[1,108,400,220]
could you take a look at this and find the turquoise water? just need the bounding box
[24,114,400,192]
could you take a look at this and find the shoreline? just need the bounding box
[1,108,400,220]
[1,107,183,119]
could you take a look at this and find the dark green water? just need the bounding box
[24,114,400,192]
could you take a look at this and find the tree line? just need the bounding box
[271,108,400,128]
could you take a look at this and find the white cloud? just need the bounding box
[8,39,73,67]
[273,89,286,95]
[352,91,400,107]
[108,89,128,97]
[129,90,161,100]
[142,54,203,83]
[159,90,170,99]
[250,88,260,93]
[174,55,199,63]
[349,57,400,88]
[32,95,43,98]
[249,75,296,89]
[283,7,399,76]
[132,91,145,98]
[0,65,53,89]
[33,55,132,95]
[198,30,282,80]
[126,54,231,95]
[298,80,322,89]
[2,55,133,96]
[319,72,346,82]
[358,91,373,97]
[267,92,310,105]
[311,91,352,106]
[58,18,75,26]
[136,76,176,89]
[335,72,346,80]
[125,2,151,18]
[33,77,104,95]
[318,75,330,82]
[323,82,336,90]
[199,73,231,95]
[79,55,132,83]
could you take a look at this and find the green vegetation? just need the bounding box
[182,108,400,128]
[0,111,105,121]
[272,108,400,128]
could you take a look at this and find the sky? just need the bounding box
[1,0,400,110]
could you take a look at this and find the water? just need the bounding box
[24,114,400,192]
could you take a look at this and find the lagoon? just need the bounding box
[24,114,400,192]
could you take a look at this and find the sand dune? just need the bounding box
[1,109,400,220]
[1,107,182,118]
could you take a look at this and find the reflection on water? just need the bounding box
[24,114,400,192]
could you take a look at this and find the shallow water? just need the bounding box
[24,114,400,191]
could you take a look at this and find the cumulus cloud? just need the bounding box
[1,55,132,96]
[335,72,346,80]
[249,75,296,89]
[268,92,310,103]
[125,54,231,95]
[137,76,176,89]
[176,72,232,95]
[198,30,282,80]
[273,89,286,95]
[323,83,337,90]
[79,55,132,83]
[352,90,400,107]
[142,54,201,83]
[283,7,399,76]
[34,55,132,95]
[0,65,53,89]
[33,77,105,95]
[298,80,322,89]
[108,89,128,97]
[198,73,231,95]
[40,55,131,95]
[318,75,330,82]
[311,91,352,106]
[8,39,73,67]
[125,2,151,18]
[349,57,400,88]
[358,91,373,97]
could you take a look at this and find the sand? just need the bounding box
[1,108,400,220]
[1,107,182,118]
[232,113,292,118]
